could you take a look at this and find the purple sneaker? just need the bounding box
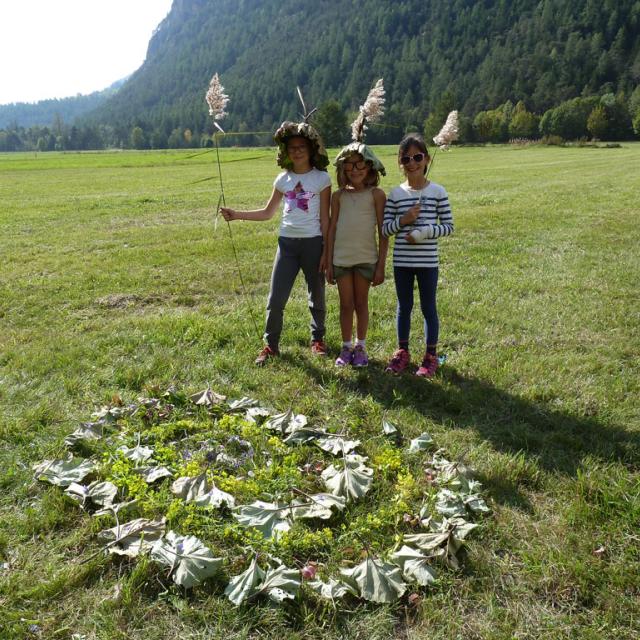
[352,345,369,367]
[335,346,353,367]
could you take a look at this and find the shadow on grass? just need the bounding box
[279,351,639,508]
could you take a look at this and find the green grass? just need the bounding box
[1,143,639,639]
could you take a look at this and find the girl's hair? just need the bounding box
[336,155,381,189]
[398,133,430,175]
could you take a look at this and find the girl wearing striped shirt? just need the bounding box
[382,133,454,377]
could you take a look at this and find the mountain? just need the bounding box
[0,79,126,129]
[85,0,640,144]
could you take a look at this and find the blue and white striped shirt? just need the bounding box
[382,181,454,268]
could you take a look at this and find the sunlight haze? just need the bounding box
[0,0,174,105]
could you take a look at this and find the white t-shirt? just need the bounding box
[273,169,331,238]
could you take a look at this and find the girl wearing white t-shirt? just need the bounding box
[221,121,331,365]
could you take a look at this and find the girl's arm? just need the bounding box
[381,194,420,237]
[372,188,388,286]
[407,190,454,243]
[220,188,283,222]
[318,185,331,273]
[326,190,341,284]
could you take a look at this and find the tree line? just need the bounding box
[2,88,639,152]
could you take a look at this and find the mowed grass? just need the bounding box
[0,143,639,639]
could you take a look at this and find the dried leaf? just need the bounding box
[408,432,434,453]
[264,410,308,434]
[290,493,346,520]
[315,435,360,456]
[308,577,356,600]
[227,397,258,412]
[225,556,265,605]
[98,518,166,557]
[151,531,222,588]
[321,455,373,501]
[171,473,235,508]
[32,455,96,487]
[390,545,437,586]
[340,557,406,603]
[233,500,292,539]
[136,466,174,484]
[258,565,301,602]
[189,388,226,406]
[65,481,118,509]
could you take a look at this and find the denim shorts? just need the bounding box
[333,263,376,281]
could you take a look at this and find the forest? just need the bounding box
[1,0,640,151]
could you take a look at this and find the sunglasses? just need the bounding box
[343,160,368,171]
[400,153,426,165]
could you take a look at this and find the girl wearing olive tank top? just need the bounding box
[326,147,388,367]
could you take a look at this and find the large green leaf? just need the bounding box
[390,545,437,585]
[171,473,235,508]
[290,493,346,520]
[151,531,222,588]
[32,455,96,487]
[233,500,292,538]
[321,454,373,501]
[98,518,166,557]
[340,557,407,603]
[225,556,265,605]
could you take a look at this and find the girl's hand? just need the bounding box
[405,232,417,244]
[318,250,327,274]
[372,264,385,287]
[400,202,421,226]
[326,265,335,285]
[220,207,236,221]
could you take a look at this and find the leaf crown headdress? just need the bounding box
[274,86,329,171]
[334,78,386,175]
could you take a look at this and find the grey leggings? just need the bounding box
[264,236,326,347]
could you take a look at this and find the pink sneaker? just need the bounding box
[385,348,410,374]
[416,352,439,378]
[352,345,369,367]
[335,346,353,367]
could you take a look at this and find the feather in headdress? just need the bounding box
[351,78,385,142]
[296,85,317,123]
[205,73,230,133]
[432,110,459,150]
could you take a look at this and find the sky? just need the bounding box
[0,0,174,105]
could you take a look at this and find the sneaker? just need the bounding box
[335,346,353,367]
[255,345,279,366]
[416,352,439,378]
[351,345,369,367]
[311,340,327,356]
[385,348,410,374]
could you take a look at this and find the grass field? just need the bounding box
[1,143,639,639]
